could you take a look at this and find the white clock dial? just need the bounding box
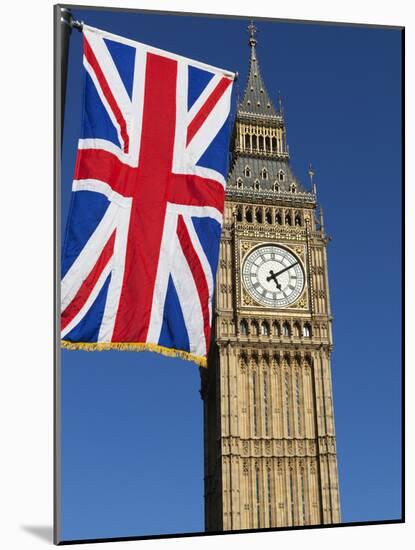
[242,245,305,308]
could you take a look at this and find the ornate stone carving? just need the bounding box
[241,241,255,255]
[289,294,307,309]
[313,289,326,299]
[243,293,255,306]
[295,246,305,258]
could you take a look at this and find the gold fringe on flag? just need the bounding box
[60,340,207,368]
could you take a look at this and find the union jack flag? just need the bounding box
[61,26,235,366]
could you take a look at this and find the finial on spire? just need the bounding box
[278,90,284,114]
[319,206,325,233]
[308,163,317,194]
[247,20,257,45]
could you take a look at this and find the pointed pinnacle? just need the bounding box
[247,20,257,45]
[308,162,315,181]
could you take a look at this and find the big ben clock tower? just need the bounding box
[201,23,341,531]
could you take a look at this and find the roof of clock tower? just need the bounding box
[227,23,314,202]
[239,22,277,117]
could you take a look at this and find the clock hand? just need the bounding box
[266,270,282,290]
[273,260,299,278]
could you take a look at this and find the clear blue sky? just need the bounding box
[60,7,402,542]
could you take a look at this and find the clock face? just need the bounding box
[242,245,305,308]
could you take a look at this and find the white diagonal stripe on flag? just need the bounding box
[146,207,179,344]
[61,260,113,339]
[187,73,222,124]
[182,215,214,324]
[97,204,132,342]
[185,83,233,164]
[61,202,119,311]
[84,27,133,137]
[171,233,206,357]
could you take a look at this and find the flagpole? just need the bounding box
[59,7,72,142]
[53,6,68,543]
[53,6,82,543]
[56,6,83,143]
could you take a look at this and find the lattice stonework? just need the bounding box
[201,26,341,532]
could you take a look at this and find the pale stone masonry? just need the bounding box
[200,23,341,532]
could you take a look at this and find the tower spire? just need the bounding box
[239,21,277,116]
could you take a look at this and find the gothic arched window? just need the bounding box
[295,212,302,226]
[283,322,291,337]
[254,180,260,191]
[303,323,312,338]
[236,177,243,189]
[275,211,282,225]
[261,321,270,336]
[273,181,280,192]
[252,135,257,149]
[246,207,253,223]
[291,183,297,193]
[279,170,285,182]
[285,212,292,226]
[258,135,264,151]
[272,136,277,151]
[245,134,250,149]
[265,208,272,224]
[236,206,243,222]
[244,166,251,177]
[251,321,259,336]
[294,322,301,338]
[255,207,263,224]
[272,321,280,336]
[240,319,248,336]
[261,168,268,180]
[265,136,271,152]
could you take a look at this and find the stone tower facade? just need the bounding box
[201,24,341,532]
